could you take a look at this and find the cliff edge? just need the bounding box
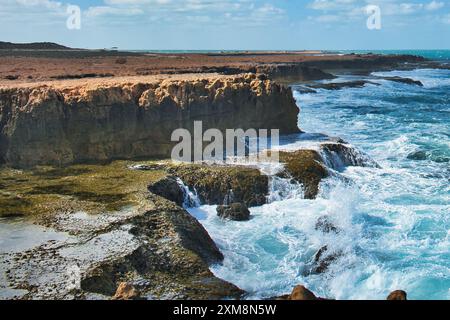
[0,73,300,167]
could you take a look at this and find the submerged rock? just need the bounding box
[278,150,329,199]
[407,150,428,161]
[387,290,408,300]
[217,203,251,221]
[315,216,339,234]
[311,246,342,274]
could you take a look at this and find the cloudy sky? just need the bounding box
[0,0,449,50]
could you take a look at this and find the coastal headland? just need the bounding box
[0,44,433,300]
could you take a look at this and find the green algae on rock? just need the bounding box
[278,150,329,199]
[0,161,166,219]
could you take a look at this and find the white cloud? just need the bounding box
[85,6,144,17]
[425,1,445,11]
[83,0,285,27]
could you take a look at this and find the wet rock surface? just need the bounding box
[0,194,244,300]
[376,76,423,86]
[167,164,269,207]
[320,142,380,170]
[311,246,343,274]
[148,176,185,207]
[216,203,251,221]
[387,290,408,300]
[278,149,329,199]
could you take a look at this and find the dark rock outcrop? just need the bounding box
[148,176,185,207]
[311,246,342,274]
[309,80,380,91]
[378,76,423,86]
[320,142,380,170]
[407,150,428,161]
[168,164,269,207]
[0,74,300,167]
[256,64,336,83]
[315,216,339,234]
[217,203,251,221]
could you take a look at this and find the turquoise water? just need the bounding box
[189,60,450,300]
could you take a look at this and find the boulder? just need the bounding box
[148,176,185,207]
[112,282,140,300]
[387,290,407,300]
[289,285,318,300]
[217,203,251,221]
[320,143,380,169]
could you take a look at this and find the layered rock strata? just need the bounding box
[0,74,300,167]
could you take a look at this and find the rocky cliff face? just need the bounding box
[0,74,300,167]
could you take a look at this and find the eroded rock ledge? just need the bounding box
[0,73,300,167]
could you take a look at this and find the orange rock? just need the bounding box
[289,285,318,300]
[387,290,407,300]
[112,282,140,300]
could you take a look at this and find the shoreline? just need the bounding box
[0,51,447,300]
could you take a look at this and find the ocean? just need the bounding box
[188,51,450,300]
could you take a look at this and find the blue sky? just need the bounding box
[0,0,449,50]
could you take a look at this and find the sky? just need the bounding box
[0,0,449,50]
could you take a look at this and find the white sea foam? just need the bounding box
[188,68,450,300]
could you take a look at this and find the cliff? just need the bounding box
[0,73,300,167]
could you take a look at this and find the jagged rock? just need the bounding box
[320,142,380,170]
[148,176,185,207]
[278,150,329,199]
[387,290,407,300]
[311,246,342,274]
[112,282,140,300]
[0,74,299,167]
[168,164,268,207]
[315,216,339,233]
[217,203,250,221]
[289,285,318,300]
